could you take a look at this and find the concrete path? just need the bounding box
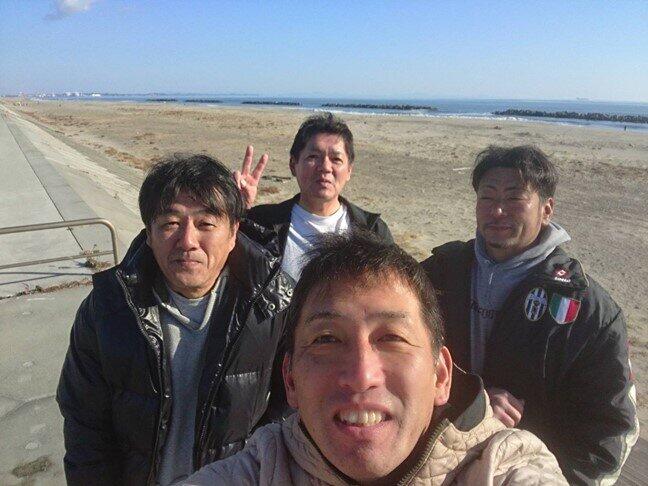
[0,106,141,483]
[0,107,141,297]
[0,285,90,485]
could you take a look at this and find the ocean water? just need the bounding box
[30,93,648,132]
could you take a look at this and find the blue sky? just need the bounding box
[1,0,647,101]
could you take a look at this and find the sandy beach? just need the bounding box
[3,98,648,431]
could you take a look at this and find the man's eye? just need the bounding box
[162,221,179,228]
[381,334,407,343]
[312,334,339,345]
[199,222,216,229]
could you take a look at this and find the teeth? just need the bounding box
[338,410,385,426]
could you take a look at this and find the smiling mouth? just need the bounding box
[336,410,387,427]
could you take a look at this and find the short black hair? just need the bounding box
[139,153,244,228]
[289,113,355,163]
[284,230,444,356]
[471,145,558,199]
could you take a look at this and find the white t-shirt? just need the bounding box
[281,203,350,281]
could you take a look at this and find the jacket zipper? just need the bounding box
[397,418,450,486]
[194,300,254,467]
[115,271,167,486]
[195,259,285,467]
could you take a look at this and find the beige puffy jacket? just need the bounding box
[185,372,567,485]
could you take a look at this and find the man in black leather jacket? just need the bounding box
[421,145,639,485]
[57,154,292,485]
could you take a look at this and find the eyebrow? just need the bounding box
[157,209,219,220]
[303,310,409,326]
[480,183,527,192]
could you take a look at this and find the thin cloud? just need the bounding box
[45,0,96,20]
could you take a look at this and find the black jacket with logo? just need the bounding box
[421,240,638,485]
[245,194,393,258]
[57,230,293,485]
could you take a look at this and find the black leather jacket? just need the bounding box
[57,230,293,485]
[245,194,393,258]
[421,240,639,485]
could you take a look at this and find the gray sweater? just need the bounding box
[154,271,228,485]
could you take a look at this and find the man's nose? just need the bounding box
[318,156,333,173]
[490,200,506,217]
[176,223,199,250]
[338,342,384,392]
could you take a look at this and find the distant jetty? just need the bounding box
[322,103,437,111]
[184,99,222,104]
[146,98,178,102]
[493,109,648,124]
[241,101,301,106]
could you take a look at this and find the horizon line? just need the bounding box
[3,92,648,105]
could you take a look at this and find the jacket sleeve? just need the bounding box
[56,293,122,485]
[551,308,639,485]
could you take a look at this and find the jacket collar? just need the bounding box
[433,239,588,292]
[264,194,382,229]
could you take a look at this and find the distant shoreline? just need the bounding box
[7,96,648,132]
[494,109,648,124]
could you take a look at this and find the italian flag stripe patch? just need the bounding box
[549,294,581,324]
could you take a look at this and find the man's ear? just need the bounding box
[433,346,453,406]
[289,157,297,177]
[282,353,299,409]
[227,221,239,251]
[541,197,554,226]
[145,227,152,247]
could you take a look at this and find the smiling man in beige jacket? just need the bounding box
[185,232,566,485]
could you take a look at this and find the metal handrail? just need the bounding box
[0,218,119,271]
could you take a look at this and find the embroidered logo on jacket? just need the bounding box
[524,287,547,322]
[552,267,572,283]
[549,294,581,324]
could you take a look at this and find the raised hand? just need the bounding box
[234,145,268,209]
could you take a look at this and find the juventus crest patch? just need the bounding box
[524,287,548,322]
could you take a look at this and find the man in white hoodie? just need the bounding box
[185,231,566,485]
[421,145,638,485]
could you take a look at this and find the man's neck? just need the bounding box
[297,195,341,217]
